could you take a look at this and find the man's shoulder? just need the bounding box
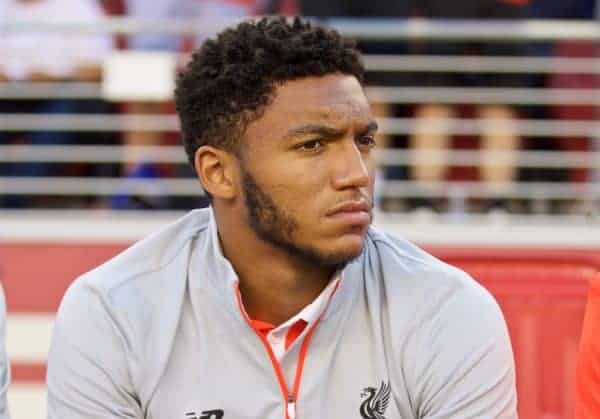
[364,229,510,369]
[366,227,466,280]
[69,208,212,304]
[364,227,491,304]
[50,210,214,389]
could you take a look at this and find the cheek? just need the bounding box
[272,162,329,197]
[268,181,325,232]
[261,178,316,217]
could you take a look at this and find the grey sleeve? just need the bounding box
[0,285,10,419]
[409,278,517,418]
[46,280,142,419]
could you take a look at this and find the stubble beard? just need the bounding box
[241,167,364,269]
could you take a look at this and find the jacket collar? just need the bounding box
[188,208,364,326]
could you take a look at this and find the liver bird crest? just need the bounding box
[359,381,391,419]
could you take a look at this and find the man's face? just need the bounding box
[238,74,377,267]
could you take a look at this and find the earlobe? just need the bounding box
[194,146,236,199]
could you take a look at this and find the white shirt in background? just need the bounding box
[0,0,112,80]
[125,0,259,50]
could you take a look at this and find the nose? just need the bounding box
[330,140,371,190]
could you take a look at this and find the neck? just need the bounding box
[214,207,334,326]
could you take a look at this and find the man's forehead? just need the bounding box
[273,75,367,107]
[273,78,370,122]
[245,75,372,141]
[307,102,370,121]
[267,102,372,136]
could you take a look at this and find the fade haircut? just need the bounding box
[174,16,365,167]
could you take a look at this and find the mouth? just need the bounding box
[326,200,371,226]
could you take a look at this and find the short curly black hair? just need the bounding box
[174,16,364,167]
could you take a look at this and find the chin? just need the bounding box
[290,228,369,267]
[323,234,367,263]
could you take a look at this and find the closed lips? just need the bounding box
[327,201,370,216]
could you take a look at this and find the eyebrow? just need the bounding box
[283,120,378,141]
[283,124,347,141]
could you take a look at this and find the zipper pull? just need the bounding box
[287,395,296,419]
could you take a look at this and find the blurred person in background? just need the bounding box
[408,0,529,213]
[524,0,598,214]
[0,0,110,83]
[112,0,259,210]
[0,0,114,207]
[125,0,259,51]
[47,17,516,418]
[527,0,595,21]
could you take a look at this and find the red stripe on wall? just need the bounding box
[12,363,46,383]
[0,243,128,312]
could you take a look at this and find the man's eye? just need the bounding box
[357,135,376,149]
[299,139,324,151]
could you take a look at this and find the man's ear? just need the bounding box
[194,146,237,199]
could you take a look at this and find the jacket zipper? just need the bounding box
[287,395,296,419]
[235,281,340,419]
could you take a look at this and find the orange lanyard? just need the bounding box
[235,281,340,419]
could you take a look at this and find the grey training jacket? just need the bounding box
[47,208,517,419]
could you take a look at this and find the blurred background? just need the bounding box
[2,0,600,417]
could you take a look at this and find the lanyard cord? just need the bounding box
[235,281,340,418]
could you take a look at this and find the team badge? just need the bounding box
[359,381,391,419]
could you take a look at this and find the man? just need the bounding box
[47,17,517,418]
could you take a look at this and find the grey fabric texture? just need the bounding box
[47,208,517,419]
